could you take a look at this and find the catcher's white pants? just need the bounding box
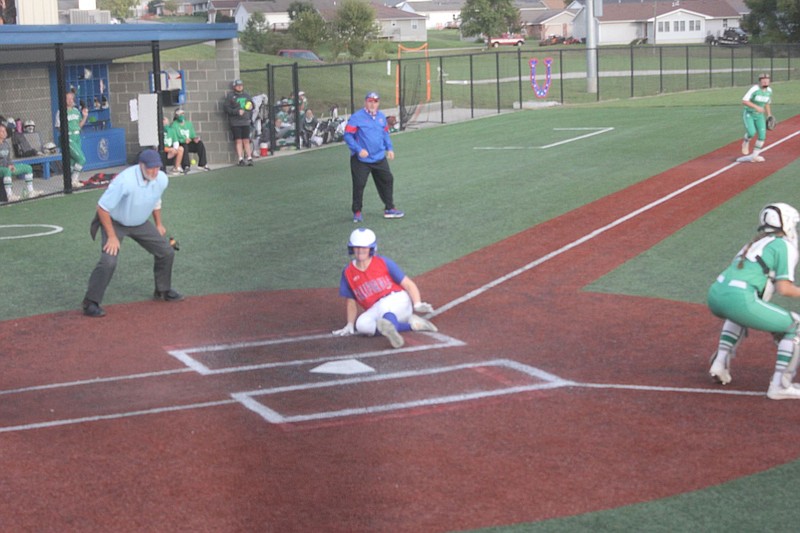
[356,291,413,336]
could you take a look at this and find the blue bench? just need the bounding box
[14,152,62,179]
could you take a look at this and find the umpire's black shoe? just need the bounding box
[153,289,185,302]
[82,299,106,318]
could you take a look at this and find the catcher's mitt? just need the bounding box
[766,115,776,130]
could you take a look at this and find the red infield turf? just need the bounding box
[4,118,800,531]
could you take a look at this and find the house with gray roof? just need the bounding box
[234,0,427,41]
[573,0,743,45]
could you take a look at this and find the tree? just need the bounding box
[332,0,378,59]
[240,12,271,53]
[287,1,316,21]
[459,0,520,42]
[743,0,800,42]
[98,0,139,20]
[289,10,329,49]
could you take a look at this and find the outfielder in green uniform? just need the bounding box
[740,72,772,162]
[56,91,88,188]
[708,203,800,400]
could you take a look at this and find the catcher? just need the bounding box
[740,72,774,163]
[708,203,800,400]
[332,228,438,348]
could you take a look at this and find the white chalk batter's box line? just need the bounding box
[231,358,569,424]
[166,331,465,375]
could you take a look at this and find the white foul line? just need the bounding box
[432,128,800,318]
[473,127,614,150]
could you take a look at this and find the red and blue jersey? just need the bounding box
[339,255,405,309]
[343,107,393,163]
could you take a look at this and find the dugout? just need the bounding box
[0,22,242,191]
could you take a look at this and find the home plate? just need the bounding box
[310,359,375,375]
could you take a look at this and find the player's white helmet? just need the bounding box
[759,203,800,246]
[348,228,377,256]
[23,120,35,133]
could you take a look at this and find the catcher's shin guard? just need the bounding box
[780,313,800,388]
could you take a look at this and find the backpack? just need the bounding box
[12,132,39,157]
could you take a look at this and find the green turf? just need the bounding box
[4,83,800,530]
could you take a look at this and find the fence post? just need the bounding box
[630,45,634,98]
[517,47,523,111]
[559,49,564,104]
[292,63,300,148]
[659,46,663,93]
[439,55,445,123]
[685,46,689,90]
[267,64,276,154]
[469,54,474,118]
[495,51,500,114]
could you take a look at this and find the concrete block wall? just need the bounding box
[109,37,243,166]
[0,66,56,144]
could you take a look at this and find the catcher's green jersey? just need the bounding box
[742,85,772,114]
[718,236,796,293]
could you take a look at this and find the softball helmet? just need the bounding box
[348,228,377,256]
[23,120,35,133]
[759,203,800,245]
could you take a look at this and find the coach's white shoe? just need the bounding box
[709,350,732,385]
[741,139,750,155]
[377,318,404,349]
[767,382,800,400]
[409,314,438,333]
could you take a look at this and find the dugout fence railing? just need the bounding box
[245,42,800,150]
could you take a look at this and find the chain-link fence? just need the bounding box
[241,43,799,151]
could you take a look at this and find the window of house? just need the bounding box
[412,21,418,29]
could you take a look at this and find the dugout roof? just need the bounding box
[0,23,238,66]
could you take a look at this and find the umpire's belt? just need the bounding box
[717,275,748,290]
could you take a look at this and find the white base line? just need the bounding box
[473,127,614,150]
[433,128,800,318]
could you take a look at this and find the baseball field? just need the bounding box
[2,82,800,531]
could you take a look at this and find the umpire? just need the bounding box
[344,91,404,223]
[81,149,183,318]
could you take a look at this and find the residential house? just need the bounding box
[573,0,743,45]
[523,8,578,39]
[234,0,427,41]
[209,0,240,21]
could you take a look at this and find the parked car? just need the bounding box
[706,28,748,46]
[277,49,323,62]
[488,34,525,47]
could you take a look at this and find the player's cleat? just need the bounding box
[709,350,732,385]
[82,299,106,318]
[237,159,246,167]
[170,167,182,175]
[71,179,84,189]
[202,165,211,171]
[4,192,20,202]
[25,189,42,199]
[741,140,750,155]
[377,317,404,348]
[246,159,253,167]
[752,155,765,163]
[767,382,800,400]
[383,208,405,219]
[153,289,185,302]
[353,211,363,223]
[409,314,438,332]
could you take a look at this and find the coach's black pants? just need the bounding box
[351,156,395,214]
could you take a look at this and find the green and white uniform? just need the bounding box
[742,84,772,142]
[0,138,35,202]
[709,236,796,332]
[708,235,799,378]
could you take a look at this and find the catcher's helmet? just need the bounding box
[348,228,377,256]
[23,120,35,133]
[759,203,800,245]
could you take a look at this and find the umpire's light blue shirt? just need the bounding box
[97,163,169,226]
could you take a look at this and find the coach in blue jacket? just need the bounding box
[344,91,404,223]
